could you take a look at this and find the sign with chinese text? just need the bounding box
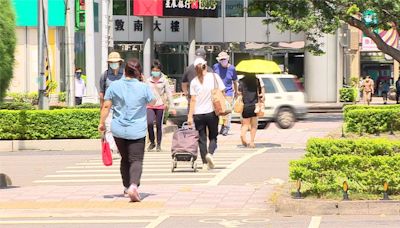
[134,0,163,16]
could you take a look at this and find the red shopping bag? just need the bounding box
[102,137,112,166]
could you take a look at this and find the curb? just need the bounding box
[0,125,178,152]
[274,196,400,216]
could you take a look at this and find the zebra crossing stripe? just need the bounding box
[45,173,215,178]
[33,178,211,183]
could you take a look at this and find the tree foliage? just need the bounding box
[0,0,17,102]
[249,0,400,61]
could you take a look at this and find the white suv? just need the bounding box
[232,74,307,129]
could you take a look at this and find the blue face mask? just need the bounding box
[109,63,119,70]
[151,71,161,77]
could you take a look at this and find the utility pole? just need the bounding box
[65,0,75,107]
[84,0,97,103]
[101,0,109,72]
[38,0,49,110]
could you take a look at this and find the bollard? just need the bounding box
[341,126,345,138]
[342,181,350,201]
[382,181,390,200]
[294,179,302,199]
[390,122,395,135]
[375,128,380,136]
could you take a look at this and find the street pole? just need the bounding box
[65,0,75,107]
[38,0,49,110]
[84,0,98,103]
[188,18,196,66]
[101,0,109,72]
[143,16,154,78]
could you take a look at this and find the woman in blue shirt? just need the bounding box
[99,58,156,202]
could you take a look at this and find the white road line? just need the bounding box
[308,216,322,228]
[207,148,269,186]
[65,165,229,169]
[0,219,152,225]
[45,173,215,178]
[75,161,234,165]
[33,178,211,183]
[145,215,169,228]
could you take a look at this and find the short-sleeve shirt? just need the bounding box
[213,63,238,97]
[182,64,213,91]
[239,76,263,106]
[99,67,124,94]
[190,73,226,115]
[104,77,155,140]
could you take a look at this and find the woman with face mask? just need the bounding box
[145,60,176,152]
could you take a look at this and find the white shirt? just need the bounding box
[190,72,226,115]
[75,78,86,97]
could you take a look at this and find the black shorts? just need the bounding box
[242,104,256,119]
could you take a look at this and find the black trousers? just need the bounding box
[147,108,164,145]
[75,97,82,105]
[114,137,145,188]
[194,112,219,164]
[397,92,400,104]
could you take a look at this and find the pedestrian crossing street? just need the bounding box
[33,149,258,185]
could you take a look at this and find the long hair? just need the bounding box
[195,64,206,84]
[125,58,142,79]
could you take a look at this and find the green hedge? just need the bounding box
[339,88,357,102]
[306,138,400,157]
[345,108,400,133]
[343,104,400,118]
[0,109,99,139]
[290,155,400,196]
[0,102,35,110]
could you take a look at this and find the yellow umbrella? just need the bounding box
[236,59,281,74]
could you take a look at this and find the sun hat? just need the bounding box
[216,51,230,61]
[193,57,207,66]
[107,52,124,62]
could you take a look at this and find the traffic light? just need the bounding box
[75,0,85,30]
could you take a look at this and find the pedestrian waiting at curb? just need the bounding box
[213,51,238,136]
[187,57,225,171]
[363,75,374,105]
[396,78,400,104]
[98,58,156,202]
[74,68,86,105]
[146,60,176,152]
[380,80,390,105]
[99,52,125,156]
[238,74,265,148]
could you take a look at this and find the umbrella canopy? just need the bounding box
[236,59,281,74]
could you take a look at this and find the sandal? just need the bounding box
[248,143,256,148]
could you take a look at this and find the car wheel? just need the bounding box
[276,108,295,129]
[258,121,270,129]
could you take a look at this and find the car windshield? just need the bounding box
[278,78,300,92]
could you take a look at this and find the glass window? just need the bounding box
[226,0,244,17]
[113,0,127,15]
[278,78,299,92]
[247,0,266,17]
[262,78,277,93]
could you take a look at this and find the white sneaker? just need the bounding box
[202,163,208,171]
[206,153,215,169]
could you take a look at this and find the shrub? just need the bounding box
[290,155,400,196]
[0,109,100,139]
[343,104,400,118]
[0,0,16,101]
[306,138,400,157]
[6,92,39,105]
[0,102,35,110]
[76,103,100,109]
[344,108,400,133]
[58,92,66,102]
[339,88,357,102]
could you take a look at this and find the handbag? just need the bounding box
[233,95,244,113]
[101,136,113,166]
[254,77,265,117]
[211,74,231,116]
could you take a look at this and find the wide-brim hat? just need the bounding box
[216,51,230,61]
[193,57,207,66]
[108,52,124,62]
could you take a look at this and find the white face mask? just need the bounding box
[109,63,119,70]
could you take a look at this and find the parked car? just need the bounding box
[168,74,307,129]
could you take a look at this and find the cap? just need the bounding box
[108,52,124,62]
[193,57,207,66]
[195,48,206,58]
[216,51,230,61]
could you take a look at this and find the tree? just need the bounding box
[248,0,400,62]
[0,0,17,102]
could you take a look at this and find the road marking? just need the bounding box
[0,219,152,225]
[65,165,229,169]
[45,173,215,178]
[75,161,234,165]
[308,216,322,228]
[207,148,269,185]
[33,177,211,183]
[145,215,169,228]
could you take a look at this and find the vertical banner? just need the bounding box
[134,0,163,16]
